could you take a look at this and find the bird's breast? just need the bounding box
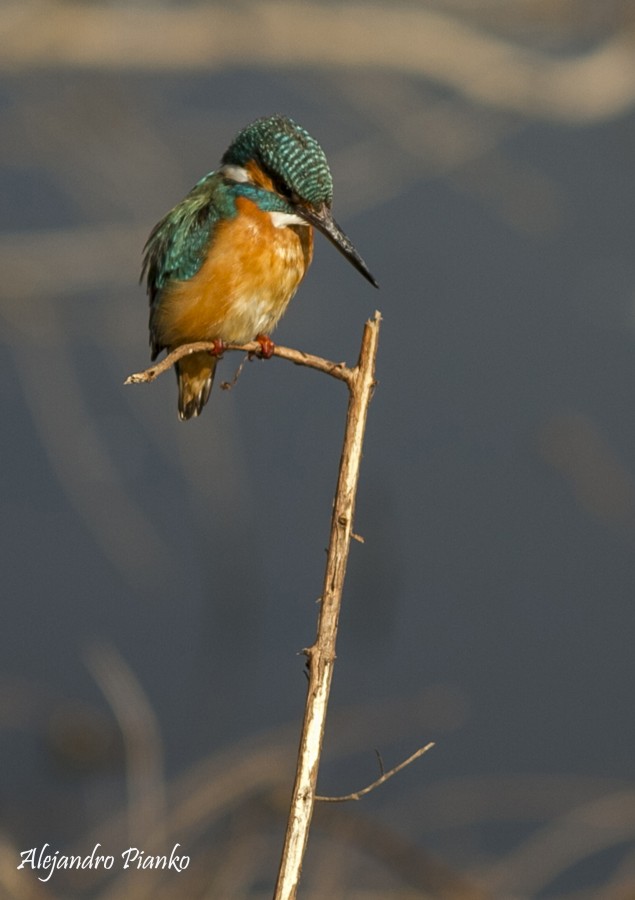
[152,196,313,349]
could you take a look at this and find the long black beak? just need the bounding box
[299,203,378,288]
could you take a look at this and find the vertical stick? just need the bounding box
[273,311,381,900]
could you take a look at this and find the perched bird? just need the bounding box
[142,114,377,420]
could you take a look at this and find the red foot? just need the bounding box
[255,334,275,359]
[208,339,226,357]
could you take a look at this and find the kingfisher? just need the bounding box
[142,114,377,420]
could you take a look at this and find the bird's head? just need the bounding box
[221,115,378,288]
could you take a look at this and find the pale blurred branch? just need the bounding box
[3,1,635,123]
[0,224,145,302]
[311,804,490,900]
[85,644,167,849]
[3,303,173,591]
[0,834,54,900]
[480,788,635,895]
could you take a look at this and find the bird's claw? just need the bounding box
[254,334,275,359]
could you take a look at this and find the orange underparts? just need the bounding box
[152,196,314,352]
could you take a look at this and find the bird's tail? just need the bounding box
[176,352,218,421]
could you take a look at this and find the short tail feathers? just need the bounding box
[176,352,218,421]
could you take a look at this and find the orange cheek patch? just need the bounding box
[244,160,276,192]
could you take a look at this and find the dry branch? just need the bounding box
[127,313,433,898]
[124,339,352,386]
[273,312,381,899]
[315,742,435,803]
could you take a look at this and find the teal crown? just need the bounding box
[222,115,334,209]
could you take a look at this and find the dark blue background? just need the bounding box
[2,5,635,895]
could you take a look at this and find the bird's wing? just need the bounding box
[141,171,233,304]
[142,172,236,357]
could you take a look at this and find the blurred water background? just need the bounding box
[2,2,635,896]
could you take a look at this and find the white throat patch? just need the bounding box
[269,210,307,229]
[219,165,307,229]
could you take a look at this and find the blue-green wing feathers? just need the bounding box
[142,172,232,358]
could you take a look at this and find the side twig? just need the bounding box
[315,742,435,803]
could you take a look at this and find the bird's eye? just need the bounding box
[278,182,293,200]
[272,176,296,203]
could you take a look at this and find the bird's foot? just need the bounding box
[254,334,276,359]
[208,339,226,357]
